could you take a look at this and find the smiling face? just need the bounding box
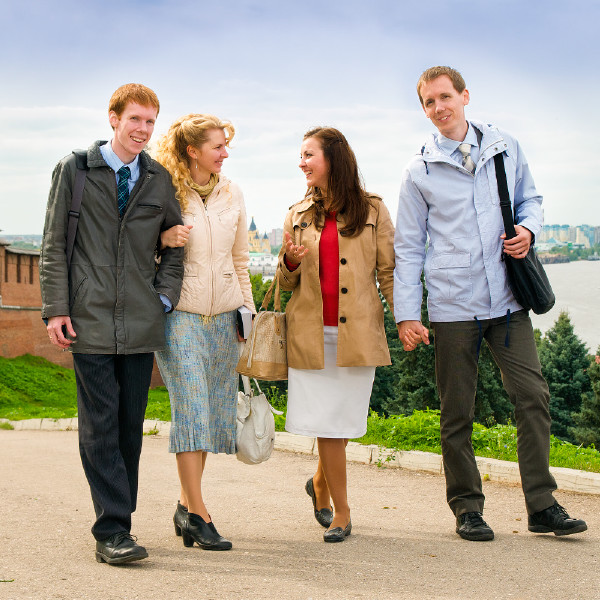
[299,136,329,191]
[187,128,229,185]
[109,101,157,164]
[420,75,469,141]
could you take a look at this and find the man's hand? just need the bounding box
[47,316,76,349]
[501,225,533,259]
[160,225,193,249]
[397,320,429,351]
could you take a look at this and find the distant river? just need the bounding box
[529,261,600,353]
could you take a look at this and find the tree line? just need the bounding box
[250,273,600,449]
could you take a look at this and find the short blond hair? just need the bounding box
[416,66,466,105]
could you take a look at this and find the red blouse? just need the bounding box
[319,212,339,326]
[284,212,339,326]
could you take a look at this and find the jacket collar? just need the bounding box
[86,140,157,173]
[421,120,506,164]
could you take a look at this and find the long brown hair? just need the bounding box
[303,127,371,237]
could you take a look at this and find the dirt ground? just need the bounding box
[1,430,599,600]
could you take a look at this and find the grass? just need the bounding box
[2,355,599,473]
[355,409,600,474]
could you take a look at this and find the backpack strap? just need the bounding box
[66,150,88,269]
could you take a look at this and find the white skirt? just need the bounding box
[285,326,376,439]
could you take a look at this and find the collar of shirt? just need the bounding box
[99,141,141,192]
[435,122,480,166]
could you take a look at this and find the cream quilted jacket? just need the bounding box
[175,175,256,316]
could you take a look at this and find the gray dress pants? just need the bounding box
[432,310,557,517]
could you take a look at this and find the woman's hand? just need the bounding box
[160,225,193,249]
[284,230,309,265]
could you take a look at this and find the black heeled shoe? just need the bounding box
[323,520,352,543]
[173,501,187,537]
[305,477,333,528]
[180,512,232,551]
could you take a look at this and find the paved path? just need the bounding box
[1,430,599,600]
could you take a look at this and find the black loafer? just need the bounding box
[528,501,587,536]
[324,520,352,543]
[95,532,148,564]
[305,477,333,528]
[456,512,494,541]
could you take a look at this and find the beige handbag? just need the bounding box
[236,277,288,381]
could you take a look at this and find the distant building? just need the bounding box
[0,239,72,369]
[247,217,271,253]
[269,228,283,248]
[539,224,600,249]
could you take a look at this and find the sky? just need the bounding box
[0,0,598,236]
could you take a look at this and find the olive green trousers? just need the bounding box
[432,310,557,517]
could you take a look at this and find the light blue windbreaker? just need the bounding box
[393,120,543,323]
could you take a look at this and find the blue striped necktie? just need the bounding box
[117,166,131,216]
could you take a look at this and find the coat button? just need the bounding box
[341,287,348,294]
[339,316,346,323]
[340,258,347,265]
[301,222,308,228]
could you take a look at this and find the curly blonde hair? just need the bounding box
[154,114,235,210]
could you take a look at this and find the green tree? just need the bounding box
[474,342,513,425]
[570,349,600,447]
[538,311,591,441]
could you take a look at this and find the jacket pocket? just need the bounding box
[69,275,88,314]
[428,252,472,302]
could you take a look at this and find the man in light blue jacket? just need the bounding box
[394,66,587,541]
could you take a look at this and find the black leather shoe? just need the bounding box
[173,501,188,537]
[528,502,588,536]
[95,532,148,564]
[323,520,352,543]
[456,512,494,541]
[180,512,232,551]
[305,477,333,528]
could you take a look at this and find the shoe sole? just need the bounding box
[95,551,148,564]
[528,523,588,536]
[456,531,494,542]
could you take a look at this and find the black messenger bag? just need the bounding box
[494,153,555,315]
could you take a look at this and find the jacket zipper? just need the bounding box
[201,198,215,315]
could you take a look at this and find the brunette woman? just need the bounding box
[276,127,395,542]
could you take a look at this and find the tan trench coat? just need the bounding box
[277,194,395,369]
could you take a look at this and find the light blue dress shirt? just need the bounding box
[99,141,140,193]
[437,122,481,167]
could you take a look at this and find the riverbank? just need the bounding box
[529,260,600,352]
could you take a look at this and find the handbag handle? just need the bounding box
[260,276,282,312]
[493,153,517,240]
[239,374,283,415]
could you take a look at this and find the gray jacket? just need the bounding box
[40,141,184,354]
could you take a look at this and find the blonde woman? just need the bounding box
[154,114,256,551]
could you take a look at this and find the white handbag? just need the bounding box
[236,375,283,465]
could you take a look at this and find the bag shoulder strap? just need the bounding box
[66,150,89,269]
[260,277,281,312]
[493,153,517,240]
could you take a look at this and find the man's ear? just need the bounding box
[463,89,470,107]
[108,110,119,129]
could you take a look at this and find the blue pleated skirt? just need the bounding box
[156,309,238,454]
